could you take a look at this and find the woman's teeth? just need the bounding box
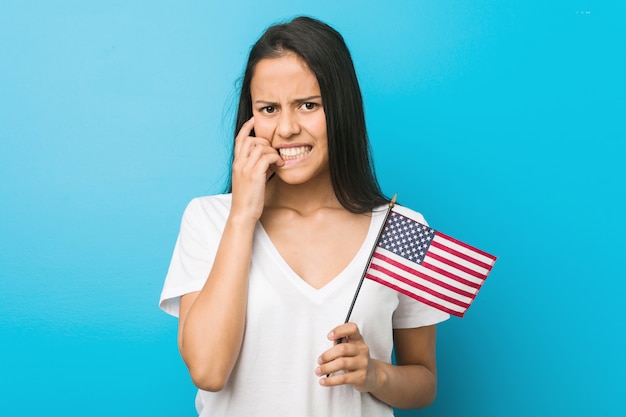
[279,146,312,160]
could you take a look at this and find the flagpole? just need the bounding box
[343,193,397,324]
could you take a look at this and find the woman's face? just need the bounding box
[250,53,329,186]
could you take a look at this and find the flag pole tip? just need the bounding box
[390,194,397,207]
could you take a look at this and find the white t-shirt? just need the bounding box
[160,194,449,417]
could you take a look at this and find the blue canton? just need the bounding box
[378,212,435,264]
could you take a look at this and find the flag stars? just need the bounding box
[379,212,435,264]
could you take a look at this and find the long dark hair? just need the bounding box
[228,16,388,213]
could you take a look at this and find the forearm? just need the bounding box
[179,214,256,391]
[369,360,437,409]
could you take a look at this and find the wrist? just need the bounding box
[370,359,389,393]
[227,208,259,225]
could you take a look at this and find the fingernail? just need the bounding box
[327,331,334,339]
[315,367,321,376]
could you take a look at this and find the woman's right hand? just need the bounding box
[230,117,284,221]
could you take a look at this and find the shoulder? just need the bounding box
[390,204,428,225]
[178,193,233,235]
[186,193,232,210]
[183,193,232,218]
[370,203,428,230]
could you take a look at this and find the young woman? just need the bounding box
[160,16,449,416]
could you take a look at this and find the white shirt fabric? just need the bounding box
[160,194,449,417]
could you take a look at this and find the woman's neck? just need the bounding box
[264,176,342,216]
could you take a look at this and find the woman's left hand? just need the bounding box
[315,322,384,392]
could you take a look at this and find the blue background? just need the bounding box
[1,1,624,415]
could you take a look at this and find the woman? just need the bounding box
[160,16,449,416]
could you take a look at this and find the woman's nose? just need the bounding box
[276,110,301,138]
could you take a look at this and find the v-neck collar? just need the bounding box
[254,208,385,302]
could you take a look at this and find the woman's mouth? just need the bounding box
[278,145,312,161]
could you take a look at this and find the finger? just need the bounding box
[237,137,274,159]
[316,353,366,382]
[237,146,283,181]
[264,149,285,181]
[242,141,281,166]
[233,139,276,176]
[273,151,285,167]
[327,322,363,343]
[234,117,255,158]
[317,341,358,368]
[318,368,364,388]
[317,357,355,377]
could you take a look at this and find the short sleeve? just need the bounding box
[159,196,228,317]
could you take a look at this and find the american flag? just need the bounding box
[365,206,496,317]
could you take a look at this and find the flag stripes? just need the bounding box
[364,207,496,317]
[372,252,476,299]
[367,249,471,316]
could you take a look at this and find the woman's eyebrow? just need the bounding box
[294,95,322,102]
[254,95,322,105]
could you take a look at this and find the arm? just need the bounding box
[178,118,283,391]
[177,216,256,392]
[316,323,439,409]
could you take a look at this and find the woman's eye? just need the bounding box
[262,106,275,114]
[302,102,317,110]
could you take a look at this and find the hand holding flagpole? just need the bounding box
[326,193,496,376]
[326,195,396,377]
